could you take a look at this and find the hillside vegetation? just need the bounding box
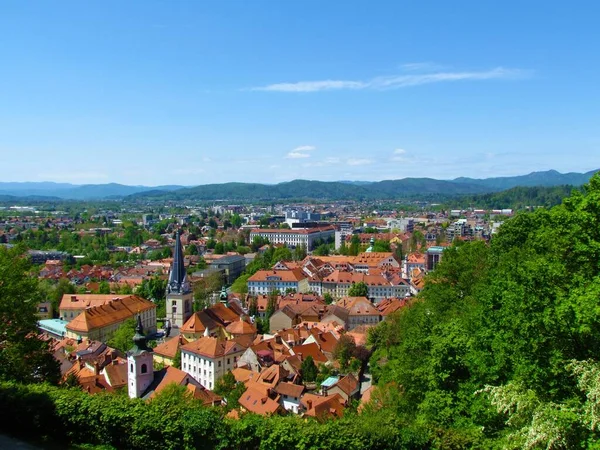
[2,175,600,449]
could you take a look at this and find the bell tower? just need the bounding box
[166,230,193,327]
[127,315,154,398]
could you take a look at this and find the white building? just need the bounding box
[127,316,155,399]
[180,336,246,390]
[247,269,309,295]
[249,227,335,251]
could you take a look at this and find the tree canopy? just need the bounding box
[0,246,60,384]
[368,173,600,447]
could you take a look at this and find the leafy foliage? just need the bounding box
[368,173,600,447]
[0,246,60,384]
[348,281,368,297]
[107,319,135,353]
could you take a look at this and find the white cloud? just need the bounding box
[286,151,311,159]
[251,67,530,93]
[286,145,316,159]
[391,148,410,162]
[400,62,445,72]
[256,80,365,93]
[347,158,372,166]
[293,145,316,152]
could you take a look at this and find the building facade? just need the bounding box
[249,227,335,251]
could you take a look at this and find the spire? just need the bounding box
[129,315,150,355]
[219,285,229,307]
[366,236,375,253]
[166,230,191,295]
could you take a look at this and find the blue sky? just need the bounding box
[1,1,599,186]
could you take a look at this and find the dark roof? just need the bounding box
[210,255,246,264]
[167,230,191,295]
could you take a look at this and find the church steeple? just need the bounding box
[219,286,229,307]
[366,236,375,253]
[167,230,191,295]
[129,314,149,355]
[127,315,154,398]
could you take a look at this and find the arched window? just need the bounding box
[141,364,148,374]
[130,363,134,373]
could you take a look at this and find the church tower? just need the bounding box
[166,230,193,327]
[366,236,375,253]
[127,315,154,398]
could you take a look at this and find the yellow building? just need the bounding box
[65,295,156,342]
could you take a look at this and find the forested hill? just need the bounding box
[126,178,490,202]
[127,169,598,202]
[1,169,596,201]
[443,184,578,209]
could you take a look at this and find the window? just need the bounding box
[141,364,148,374]
[130,363,134,373]
[218,361,221,367]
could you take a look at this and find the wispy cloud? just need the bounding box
[286,145,316,159]
[391,148,408,162]
[400,62,445,72]
[293,145,316,152]
[347,158,372,166]
[251,67,530,93]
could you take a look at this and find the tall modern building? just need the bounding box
[166,230,193,327]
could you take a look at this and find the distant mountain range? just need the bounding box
[0,182,185,200]
[0,169,597,201]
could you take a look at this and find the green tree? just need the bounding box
[231,214,243,228]
[266,290,278,319]
[271,246,292,263]
[301,355,318,382]
[108,319,136,353]
[173,348,181,369]
[0,246,60,384]
[348,281,369,297]
[98,280,111,294]
[186,244,198,255]
[323,293,334,304]
[333,335,357,372]
[214,371,245,409]
[214,242,225,254]
[231,273,249,295]
[313,243,330,256]
[293,243,307,261]
[349,234,361,256]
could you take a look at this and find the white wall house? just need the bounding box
[180,337,246,390]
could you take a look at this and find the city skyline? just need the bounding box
[1,1,599,185]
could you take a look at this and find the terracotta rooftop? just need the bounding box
[239,388,281,416]
[65,296,155,333]
[153,335,188,359]
[181,336,247,359]
[275,381,304,398]
[226,317,257,336]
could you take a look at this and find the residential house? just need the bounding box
[180,336,248,390]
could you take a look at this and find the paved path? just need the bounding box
[360,371,372,394]
[0,434,45,449]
